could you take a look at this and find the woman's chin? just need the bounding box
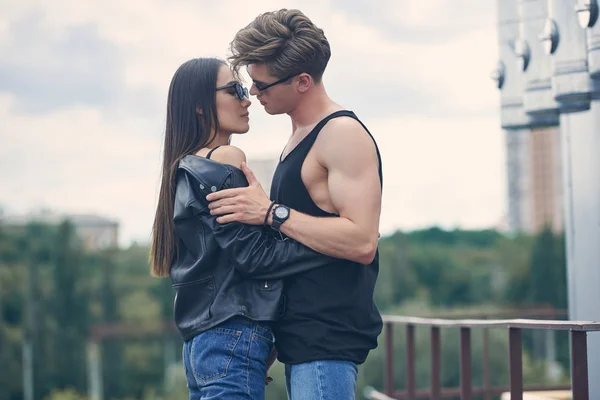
[239,123,250,133]
[227,123,250,134]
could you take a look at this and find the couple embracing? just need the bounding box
[150,8,383,400]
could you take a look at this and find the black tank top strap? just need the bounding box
[205,146,221,159]
[302,110,357,146]
[315,110,357,127]
[279,110,355,162]
[271,109,383,217]
[300,110,383,186]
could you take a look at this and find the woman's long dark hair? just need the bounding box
[150,58,225,277]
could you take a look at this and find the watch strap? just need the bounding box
[271,217,283,231]
[263,201,276,227]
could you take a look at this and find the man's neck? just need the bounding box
[288,86,341,131]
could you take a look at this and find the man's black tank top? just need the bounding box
[270,110,383,365]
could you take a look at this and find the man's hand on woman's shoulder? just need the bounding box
[207,161,272,225]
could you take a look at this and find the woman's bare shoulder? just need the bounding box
[208,145,247,169]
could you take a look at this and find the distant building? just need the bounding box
[505,127,563,234]
[0,211,119,250]
[247,157,279,196]
[494,0,600,393]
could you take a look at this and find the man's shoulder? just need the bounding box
[323,113,364,130]
[312,111,380,171]
[317,113,374,149]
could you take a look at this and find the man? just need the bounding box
[207,9,383,399]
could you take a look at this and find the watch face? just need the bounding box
[274,206,289,219]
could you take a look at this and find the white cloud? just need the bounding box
[366,114,506,234]
[0,93,161,243]
[325,12,500,113]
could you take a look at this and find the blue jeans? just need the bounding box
[182,317,274,399]
[285,360,358,400]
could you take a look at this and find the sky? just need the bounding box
[0,0,505,246]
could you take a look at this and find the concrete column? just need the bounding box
[497,0,560,233]
[519,0,560,117]
[559,102,600,399]
[548,0,593,111]
[496,0,539,129]
[498,1,600,393]
[548,0,600,396]
[580,0,600,78]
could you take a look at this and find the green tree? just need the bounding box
[50,221,90,392]
[502,225,566,309]
[529,226,567,309]
[0,226,26,400]
[21,223,56,399]
[375,232,418,310]
[98,248,127,399]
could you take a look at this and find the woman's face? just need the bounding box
[215,65,251,135]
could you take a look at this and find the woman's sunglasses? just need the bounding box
[216,82,249,100]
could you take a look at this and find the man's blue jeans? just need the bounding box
[182,317,274,399]
[285,360,358,400]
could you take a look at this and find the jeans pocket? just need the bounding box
[249,326,273,370]
[253,324,274,345]
[190,327,242,385]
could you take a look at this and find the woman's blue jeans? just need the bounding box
[182,317,274,399]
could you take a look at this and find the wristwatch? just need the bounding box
[271,204,290,231]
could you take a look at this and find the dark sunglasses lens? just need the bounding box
[236,84,248,100]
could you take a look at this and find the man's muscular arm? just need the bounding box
[277,118,381,264]
[207,118,382,265]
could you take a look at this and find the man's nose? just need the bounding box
[249,83,259,96]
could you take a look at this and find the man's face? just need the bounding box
[247,64,298,115]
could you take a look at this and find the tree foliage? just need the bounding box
[0,224,568,399]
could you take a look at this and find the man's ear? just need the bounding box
[297,73,313,93]
[196,105,203,115]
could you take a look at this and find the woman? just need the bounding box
[149,58,331,400]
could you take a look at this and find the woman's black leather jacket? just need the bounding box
[171,155,334,341]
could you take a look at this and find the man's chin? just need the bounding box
[264,107,284,115]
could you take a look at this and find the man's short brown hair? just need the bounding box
[228,9,331,82]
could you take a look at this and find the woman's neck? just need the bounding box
[206,132,231,148]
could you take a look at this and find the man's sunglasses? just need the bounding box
[253,73,298,91]
[216,82,249,100]
[245,66,299,92]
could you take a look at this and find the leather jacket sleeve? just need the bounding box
[191,199,337,280]
[179,157,340,280]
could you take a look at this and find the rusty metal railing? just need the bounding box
[373,314,600,400]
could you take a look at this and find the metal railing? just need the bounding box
[372,313,600,400]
